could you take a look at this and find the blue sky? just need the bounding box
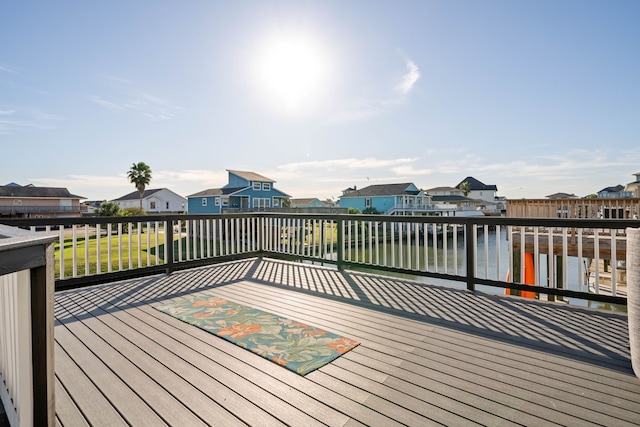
[1,1,639,202]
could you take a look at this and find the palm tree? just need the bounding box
[127,162,152,213]
[460,181,471,197]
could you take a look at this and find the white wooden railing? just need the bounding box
[2,214,639,306]
[0,225,56,427]
[0,271,33,426]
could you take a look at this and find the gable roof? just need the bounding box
[340,183,420,198]
[430,195,471,202]
[598,185,625,193]
[0,185,84,199]
[546,192,578,199]
[187,187,245,197]
[227,170,275,183]
[112,188,166,201]
[456,177,498,191]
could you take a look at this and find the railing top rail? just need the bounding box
[2,212,640,230]
[0,224,58,253]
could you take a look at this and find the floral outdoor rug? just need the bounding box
[154,294,360,376]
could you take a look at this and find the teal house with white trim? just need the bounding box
[338,183,431,215]
[187,170,290,214]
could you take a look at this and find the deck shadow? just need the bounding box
[54,257,632,374]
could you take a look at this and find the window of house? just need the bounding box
[253,182,261,190]
[365,198,371,207]
[202,198,207,207]
[150,201,156,210]
[166,202,169,209]
[262,183,271,191]
[254,198,270,208]
[215,197,220,206]
[222,197,229,206]
[273,198,279,206]
[13,199,22,205]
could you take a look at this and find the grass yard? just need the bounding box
[54,230,169,278]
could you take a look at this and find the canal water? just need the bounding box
[344,227,624,312]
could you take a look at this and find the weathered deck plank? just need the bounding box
[53,258,640,426]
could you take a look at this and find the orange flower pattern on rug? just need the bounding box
[155,294,360,375]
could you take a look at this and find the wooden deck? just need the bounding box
[53,258,640,426]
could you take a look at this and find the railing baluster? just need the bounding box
[453,224,458,276]
[96,223,101,273]
[72,225,78,277]
[84,225,90,275]
[390,222,395,267]
[118,223,123,271]
[432,222,438,273]
[414,223,419,270]
[611,231,617,296]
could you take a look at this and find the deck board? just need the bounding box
[53,258,640,426]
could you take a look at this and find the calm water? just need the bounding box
[341,228,624,312]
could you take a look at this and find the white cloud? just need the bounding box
[91,91,183,120]
[330,52,420,123]
[0,65,16,73]
[91,75,183,120]
[398,57,420,95]
[0,108,64,135]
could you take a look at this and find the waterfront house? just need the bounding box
[0,183,85,218]
[290,198,328,208]
[625,172,640,198]
[546,192,579,199]
[338,183,431,215]
[187,170,290,214]
[112,188,187,213]
[455,176,498,204]
[597,185,632,199]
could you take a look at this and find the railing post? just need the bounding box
[165,219,174,274]
[337,216,344,271]
[465,221,475,291]
[627,227,640,379]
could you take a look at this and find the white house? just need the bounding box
[111,188,186,213]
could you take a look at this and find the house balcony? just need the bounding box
[0,205,83,217]
[1,213,640,425]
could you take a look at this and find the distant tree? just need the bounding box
[459,181,471,197]
[120,207,145,216]
[281,198,291,208]
[347,207,362,215]
[585,194,598,199]
[127,162,152,213]
[362,207,380,214]
[95,201,120,217]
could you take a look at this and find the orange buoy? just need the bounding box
[521,252,536,298]
[505,252,536,298]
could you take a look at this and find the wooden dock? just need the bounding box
[53,258,640,426]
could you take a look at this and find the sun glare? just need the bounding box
[254,35,329,114]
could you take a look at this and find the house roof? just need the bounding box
[339,183,421,198]
[187,187,245,198]
[290,198,326,206]
[112,188,165,201]
[546,192,579,199]
[456,177,498,191]
[0,185,84,199]
[424,186,461,193]
[227,170,275,183]
[598,185,625,193]
[430,195,471,202]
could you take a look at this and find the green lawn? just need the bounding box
[54,231,169,278]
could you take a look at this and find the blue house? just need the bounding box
[597,185,633,199]
[338,183,430,215]
[187,170,290,214]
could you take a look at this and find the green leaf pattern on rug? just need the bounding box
[155,295,360,376]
